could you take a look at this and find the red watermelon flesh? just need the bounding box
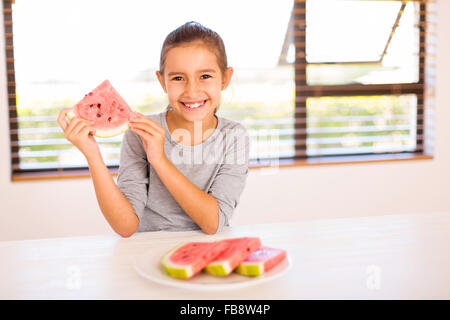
[235,247,287,276]
[161,241,228,279]
[66,80,132,137]
[204,237,261,276]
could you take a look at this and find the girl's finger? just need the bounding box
[131,127,153,143]
[71,119,93,137]
[79,125,96,138]
[71,120,89,137]
[130,122,158,136]
[129,111,138,121]
[57,107,73,131]
[65,117,83,136]
[130,114,164,134]
[78,121,96,137]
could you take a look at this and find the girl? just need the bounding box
[57,22,250,237]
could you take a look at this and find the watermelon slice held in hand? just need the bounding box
[235,247,287,277]
[66,80,132,137]
[161,241,229,279]
[204,237,261,276]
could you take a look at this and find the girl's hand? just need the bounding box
[129,112,166,166]
[57,107,100,159]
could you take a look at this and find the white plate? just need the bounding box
[132,246,292,291]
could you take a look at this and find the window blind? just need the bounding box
[3,0,18,175]
[3,0,436,178]
[288,0,436,159]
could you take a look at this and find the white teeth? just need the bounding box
[184,101,205,109]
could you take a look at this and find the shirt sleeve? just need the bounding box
[116,130,149,223]
[207,124,250,233]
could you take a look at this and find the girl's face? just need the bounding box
[156,41,233,124]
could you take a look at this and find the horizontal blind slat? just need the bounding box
[306,145,419,157]
[14,122,420,138]
[14,148,121,159]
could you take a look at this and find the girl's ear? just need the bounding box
[156,71,167,93]
[221,67,234,91]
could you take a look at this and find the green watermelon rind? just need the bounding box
[204,260,233,277]
[160,243,194,279]
[235,262,264,277]
[66,109,130,138]
[204,237,262,277]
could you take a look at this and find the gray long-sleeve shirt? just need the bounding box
[116,110,250,233]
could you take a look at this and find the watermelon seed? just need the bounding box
[108,117,112,122]
[97,104,101,108]
[97,114,101,117]
[89,104,93,108]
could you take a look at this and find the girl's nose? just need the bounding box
[185,79,199,96]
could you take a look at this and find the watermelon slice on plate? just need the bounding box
[66,79,132,137]
[160,241,228,279]
[204,237,261,276]
[235,247,287,277]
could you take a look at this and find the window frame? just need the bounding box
[291,0,432,160]
[2,0,435,181]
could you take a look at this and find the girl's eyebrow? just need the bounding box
[167,69,217,77]
[168,72,183,77]
[198,69,217,73]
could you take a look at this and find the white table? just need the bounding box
[1,212,450,299]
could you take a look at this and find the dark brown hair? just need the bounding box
[159,21,228,75]
[160,22,229,114]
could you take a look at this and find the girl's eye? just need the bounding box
[171,76,183,81]
[201,74,212,79]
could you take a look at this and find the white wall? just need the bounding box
[1,1,450,242]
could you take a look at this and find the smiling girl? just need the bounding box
[57,22,250,237]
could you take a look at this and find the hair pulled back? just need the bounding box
[159,21,228,75]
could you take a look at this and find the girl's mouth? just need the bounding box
[181,99,207,111]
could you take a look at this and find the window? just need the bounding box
[289,0,436,159]
[3,0,435,179]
